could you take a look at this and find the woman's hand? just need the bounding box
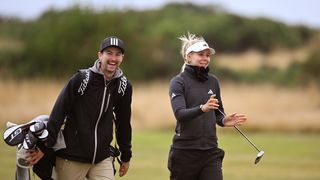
[26,148,44,165]
[201,95,219,112]
[223,113,247,127]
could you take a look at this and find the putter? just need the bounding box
[216,109,264,164]
[233,126,264,164]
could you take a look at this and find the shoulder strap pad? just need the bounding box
[117,76,127,97]
[77,69,90,96]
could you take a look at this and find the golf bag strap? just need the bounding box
[114,143,122,165]
[77,69,91,96]
[113,115,122,166]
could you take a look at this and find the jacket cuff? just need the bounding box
[120,154,131,162]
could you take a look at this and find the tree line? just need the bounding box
[0,3,319,85]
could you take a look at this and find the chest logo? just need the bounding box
[208,89,214,95]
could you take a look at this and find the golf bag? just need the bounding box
[3,115,122,179]
[3,115,53,180]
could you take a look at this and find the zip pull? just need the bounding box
[104,94,111,112]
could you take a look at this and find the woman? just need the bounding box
[168,32,247,180]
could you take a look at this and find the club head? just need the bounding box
[254,151,264,164]
[22,131,38,150]
[37,129,49,140]
[6,122,17,128]
[3,121,36,146]
[29,121,46,135]
[4,126,27,146]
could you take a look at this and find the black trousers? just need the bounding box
[168,147,225,180]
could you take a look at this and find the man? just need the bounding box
[29,36,133,180]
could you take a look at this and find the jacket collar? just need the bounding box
[89,59,123,80]
[184,64,209,82]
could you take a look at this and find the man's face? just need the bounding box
[98,47,124,74]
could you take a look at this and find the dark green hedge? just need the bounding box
[0,3,317,82]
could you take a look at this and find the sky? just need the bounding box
[0,0,320,28]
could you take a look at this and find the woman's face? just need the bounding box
[186,49,211,68]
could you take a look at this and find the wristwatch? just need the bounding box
[200,104,204,112]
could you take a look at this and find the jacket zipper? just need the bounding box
[104,94,111,112]
[92,81,110,164]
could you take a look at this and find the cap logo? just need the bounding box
[110,37,119,46]
[100,36,125,53]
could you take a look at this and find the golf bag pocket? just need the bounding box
[16,144,32,169]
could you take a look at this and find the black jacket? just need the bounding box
[46,60,132,164]
[169,65,225,150]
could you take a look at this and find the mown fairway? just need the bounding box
[1,129,320,180]
[1,80,320,179]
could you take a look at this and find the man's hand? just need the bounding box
[26,148,44,165]
[119,161,130,177]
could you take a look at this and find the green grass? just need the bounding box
[1,129,320,180]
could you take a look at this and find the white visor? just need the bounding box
[185,41,215,57]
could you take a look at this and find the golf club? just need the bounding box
[233,126,264,164]
[216,108,264,164]
[3,121,36,146]
[3,115,49,147]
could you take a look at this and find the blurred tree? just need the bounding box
[301,50,320,84]
[0,3,317,82]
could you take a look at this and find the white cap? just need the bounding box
[186,41,215,57]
